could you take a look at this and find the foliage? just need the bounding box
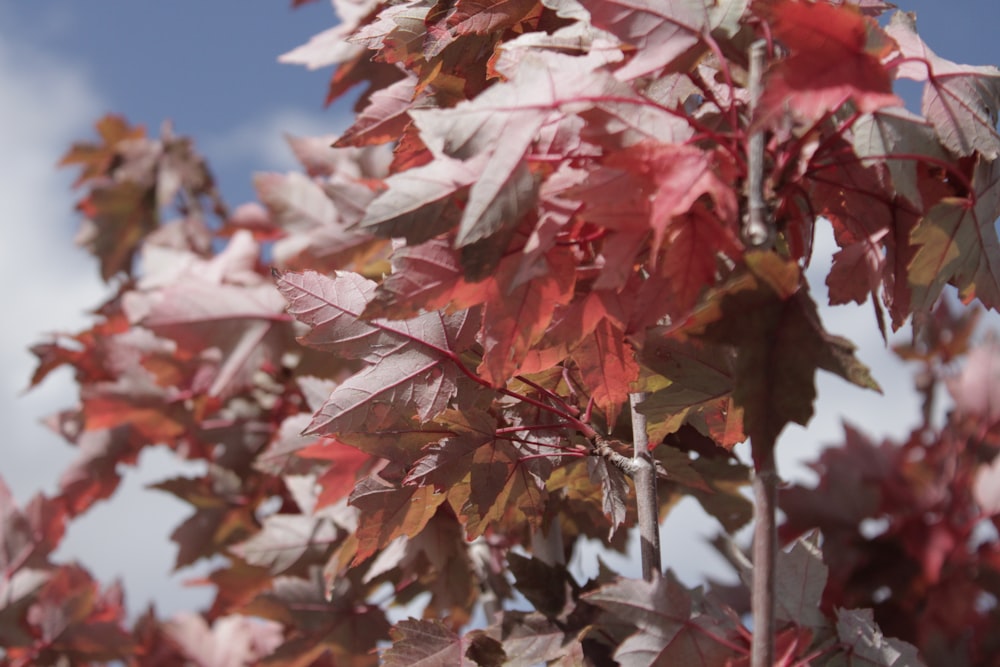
[4,0,1000,664]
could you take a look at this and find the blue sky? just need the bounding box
[1,0,999,619]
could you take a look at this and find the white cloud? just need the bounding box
[0,8,107,501]
[0,8,208,617]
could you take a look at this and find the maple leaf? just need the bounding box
[686,253,880,461]
[587,456,629,539]
[125,232,293,399]
[909,156,1000,312]
[23,565,134,662]
[349,474,447,566]
[336,76,420,147]
[779,423,889,542]
[738,535,829,631]
[638,332,745,447]
[381,618,494,667]
[757,0,900,127]
[358,155,478,244]
[577,0,709,81]
[402,411,550,541]
[275,269,480,434]
[55,425,135,516]
[75,181,158,281]
[946,332,1000,427]
[583,573,741,665]
[58,114,146,187]
[254,414,324,477]
[390,49,690,253]
[507,552,577,620]
[153,470,260,569]
[0,477,66,575]
[423,0,541,58]
[246,570,389,666]
[443,439,549,539]
[362,237,473,318]
[569,319,638,427]
[279,0,379,71]
[826,228,888,307]
[478,249,576,386]
[164,613,284,667]
[886,11,1000,160]
[0,568,50,648]
[608,142,740,259]
[254,170,384,273]
[851,108,948,209]
[233,511,341,575]
[835,608,925,667]
[297,440,373,509]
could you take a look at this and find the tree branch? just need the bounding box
[630,392,661,581]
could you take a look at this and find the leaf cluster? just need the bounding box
[5,0,1000,664]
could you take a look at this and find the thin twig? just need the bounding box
[746,37,778,667]
[630,392,661,581]
[751,456,779,667]
[744,39,773,249]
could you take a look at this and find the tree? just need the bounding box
[4,0,1000,665]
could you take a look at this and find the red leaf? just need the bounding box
[477,251,576,386]
[688,255,879,460]
[0,478,67,573]
[887,11,1000,160]
[297,440,372,508]
[578,0,708,81]
[758,0,900,126]
[233,512,339,574]
[583,573,741,665]
[349,476,446,565]
[909,156,1000,311]
[381,619,465,667]
[570,318,639,427]
[359,156,477,243]
[128,233,292,399]
[423,0,541,58]
[276,270,480,433]
[164,613,283,665]
[638,332,745,448]
[336,76,419,147]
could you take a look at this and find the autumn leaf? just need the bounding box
[232,511,340,575]
[358,155,477,243]
[164,613,283,666]
[583,573,741,665]
[58,114,146,186]
[851,107,948,208]
[336,76,420,147]
[423,0,541,58]
[758,0,900,127]
[349,475,446,565]
[297,440,372,508]
[577,0,709,81]
[909,156,1000,311]
[381,619,467,667]
[638,332,744,447]
[887,11,1000,160]
[22,565,135,662]
[275,269,480,434]
[688,254,880,462]
[478,250,576,386]
[246,571,389,665]
[0,477,66,574]
[835,608,925,667]
[570,318,639,428]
